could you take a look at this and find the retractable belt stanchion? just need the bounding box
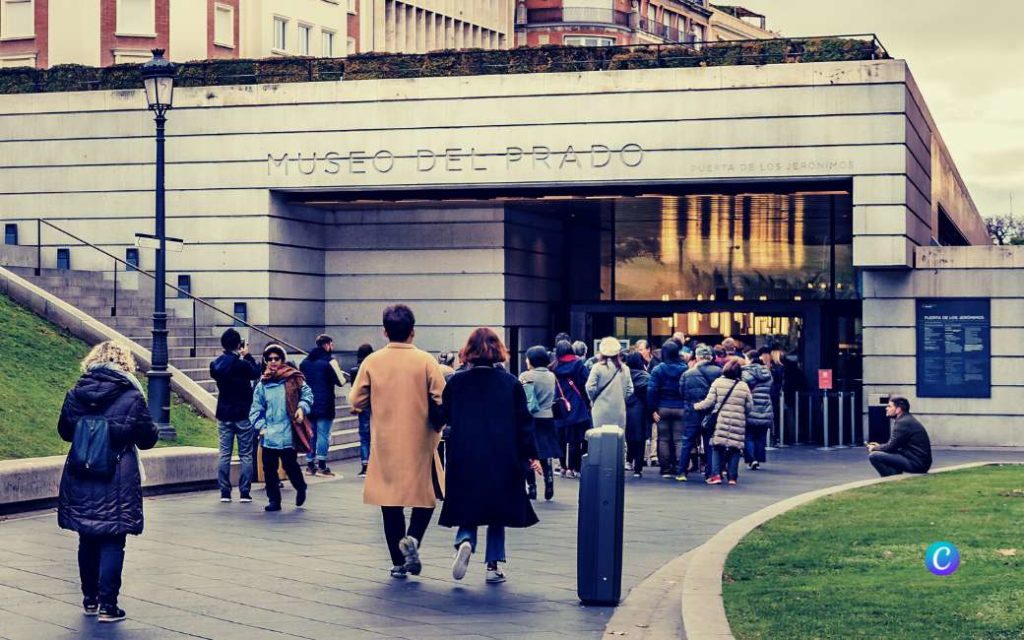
[835,391,849,448]
[793,392,803,445]
[816,392,836,451]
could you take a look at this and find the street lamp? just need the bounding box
[141,48,176,439]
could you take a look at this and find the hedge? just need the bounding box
[0,37,888,95]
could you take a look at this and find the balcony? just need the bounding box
[526,7,632,28]
[638,17,689,42]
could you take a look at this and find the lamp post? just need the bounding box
[141,49,176,439]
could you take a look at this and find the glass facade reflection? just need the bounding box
[604,191,855,302]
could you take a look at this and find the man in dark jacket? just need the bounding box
[648,341,688,479]
[300,334,344,477]
[679,345,723,479]
[209,329,262,502]
[868,397,932,477]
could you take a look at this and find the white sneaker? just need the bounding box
[485,564,506,584]
[451,541,472,581]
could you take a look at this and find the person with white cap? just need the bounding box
[585,337,634,433]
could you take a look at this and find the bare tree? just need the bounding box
[985,215,1023,245]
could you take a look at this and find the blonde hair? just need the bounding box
[81,341,137,373]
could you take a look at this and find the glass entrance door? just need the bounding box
[614,311,803,354]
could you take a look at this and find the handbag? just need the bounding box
[553,379,571,420]
[701,380,739,436]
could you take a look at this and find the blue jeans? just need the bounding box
[744,428,767,464]
[676,423,702,476]
[455,525,506,564]
[357,411,371,464]
[306,418,333,462]
[217,420,254,495]
[711,445,741,481]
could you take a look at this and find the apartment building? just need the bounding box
[354,0,514,54]
[0,0,347,68]
[514,0,772,47]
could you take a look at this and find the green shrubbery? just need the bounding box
[0,37,887,95]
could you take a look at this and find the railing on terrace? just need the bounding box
[526,7,632,27]
[32,219,306,358]
[0,35,889,94]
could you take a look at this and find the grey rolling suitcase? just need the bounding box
[577,425,625,606]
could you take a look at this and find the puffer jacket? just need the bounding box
[57,366,160,537]
[694,377,753,449]
[741,363,774,432]
[680,362,723,428]
[647,360,687,410]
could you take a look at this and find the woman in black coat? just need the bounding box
[57,341,160,624]
[440,328,540,584]
[624,352,652,478]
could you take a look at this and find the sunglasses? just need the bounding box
[265,356,282,362]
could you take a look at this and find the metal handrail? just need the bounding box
[34,219,307,357]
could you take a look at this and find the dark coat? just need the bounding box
[209,351,261,422]
[438,367,539,529]
[876,413,932,472]
[768,362,785,400]
[299,347,343,420]
[625,368,651,443]
[741,363,774,433]
[57,367,160,537]
[553,356,592,428]
[648,360,687,410]
[681,362,723,429]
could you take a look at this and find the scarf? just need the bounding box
[262,365,313,454]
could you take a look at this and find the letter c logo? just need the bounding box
[925,542,960,576]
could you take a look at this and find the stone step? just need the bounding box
[110,316,196,330]
[7,267,109,284]
[132,335,223,348]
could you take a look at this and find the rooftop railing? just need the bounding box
[0,35,889,95]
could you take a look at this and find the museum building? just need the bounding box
[1,45,1020,447]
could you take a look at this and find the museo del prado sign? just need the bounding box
[267,143,646,176]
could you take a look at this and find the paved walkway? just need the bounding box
[0,447,1019,640]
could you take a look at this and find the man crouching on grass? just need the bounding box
[867,396,932,477]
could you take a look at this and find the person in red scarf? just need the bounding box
[249,344,314,512]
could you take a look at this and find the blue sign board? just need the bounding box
[916,299,991,398]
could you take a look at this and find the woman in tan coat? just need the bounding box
[349,304,447,579]
[694,358,753,486]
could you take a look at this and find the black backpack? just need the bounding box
[68,414,120,480]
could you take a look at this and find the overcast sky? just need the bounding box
[746,0,1023,217]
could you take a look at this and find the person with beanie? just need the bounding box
[648,341,689,479]
[249,344,314,512]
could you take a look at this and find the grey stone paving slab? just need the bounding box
[0,448,1019,640]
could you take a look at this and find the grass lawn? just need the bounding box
[0,291,217,460]
[724,465,1024,640]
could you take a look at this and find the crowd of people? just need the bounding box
[52,304,932,623]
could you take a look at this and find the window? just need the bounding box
[177,275,192,298]
[298,24,312,55]
[273,16,287,51]
[1,0,33,39]
[0,54,36,67]
[563,35,615,47]
[116,0,155,36]
[692,23,705,48]
[56,248,70,270]
[4,223,17,245]
[214,3,234,47]
[125,248,139,272]
[233,302,248,326]
[112,49,151,64]
[321,29,335,56]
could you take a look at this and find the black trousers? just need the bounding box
[78,533,126,606]
[381,506,434,567]
[626,440,646,472]
[262,447,306,505]
[869,451,917,477]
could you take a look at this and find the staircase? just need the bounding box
[4,264,361,466]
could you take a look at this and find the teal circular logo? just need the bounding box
[925,542,960,576]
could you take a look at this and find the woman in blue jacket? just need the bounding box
[647,341,688,479]
[250,344,314,512]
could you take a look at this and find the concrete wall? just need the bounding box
[862,246,1024,447]
[505,205,563,364]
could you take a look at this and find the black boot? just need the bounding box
[527,483,537,500]
[543,466,555,500]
